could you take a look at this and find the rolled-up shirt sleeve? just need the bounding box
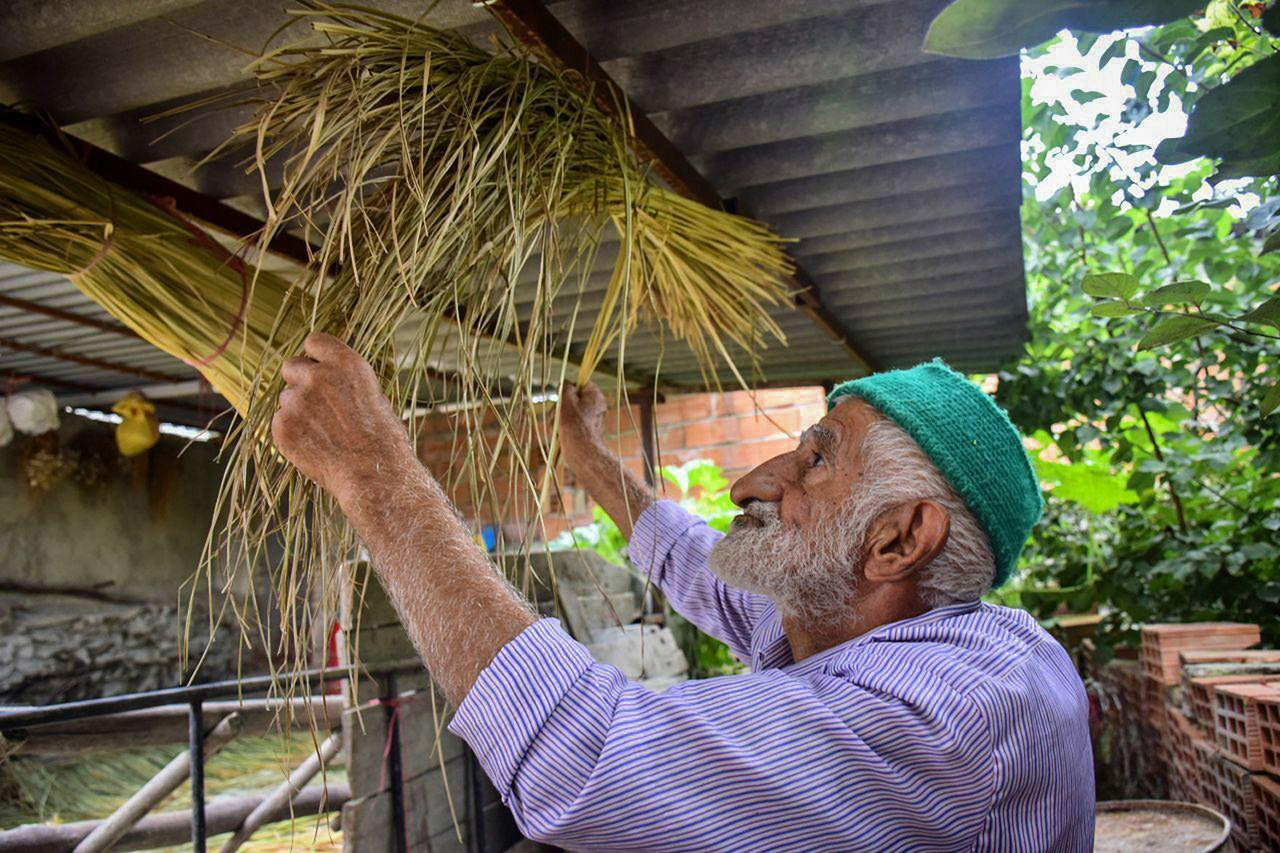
[627,500,769,659]
[450,618,994,852]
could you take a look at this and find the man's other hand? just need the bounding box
[272,332,416,511]
[558,381,608,467]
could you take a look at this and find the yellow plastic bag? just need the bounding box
[112,392,160,457]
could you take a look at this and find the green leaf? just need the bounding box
[1082,271,1140,299]
[1120,58,1143,87]
[1263,230,1280,256]
[1091,300,1142,317]
[1144,280,1210,306]
[1167,53,1280,167]
[1212,150,1280,181]
[922,0,1202,60]
[1099,37,1128,66]
[1155,136,1196,166]
[1072,89,1106,104]
[1035,457,1139,514]
[1242,295,1280,330]
[1185,26,1235,62]
[1262,383,1280,417]
[1136,314,1218,350]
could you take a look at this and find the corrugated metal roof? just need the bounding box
[0,0,1027,409]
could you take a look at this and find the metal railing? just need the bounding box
[0,658,423,852]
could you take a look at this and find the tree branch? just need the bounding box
[1137,406,1190,534]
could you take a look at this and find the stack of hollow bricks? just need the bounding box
[1139,623,1280,849]
[414,387,826,540]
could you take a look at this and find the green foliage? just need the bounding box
[925,0,1202,59]
[995,8,1280,650]
[659,459,739,533]
[930,0,1280,193]
[552,459,746,678]
[1159,53,1280,178]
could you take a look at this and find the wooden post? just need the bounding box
[219,731,343,852]
[638,392,658,488]
[72,713,243,853]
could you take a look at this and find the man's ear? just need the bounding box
[862,500,951,584]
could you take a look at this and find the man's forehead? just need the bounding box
[800,397,879,456]
[821,396,879,432]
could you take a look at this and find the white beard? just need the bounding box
[708,497,871,622]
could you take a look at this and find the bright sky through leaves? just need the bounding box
[1023,30,1260,216]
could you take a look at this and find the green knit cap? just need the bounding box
[826,359,1042,588]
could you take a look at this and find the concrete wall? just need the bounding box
[0,419,221,602]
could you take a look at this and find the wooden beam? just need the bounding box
[0,784,348,852]
[0,336,185,383]
[73,713,244,853]
[487,0,880,375]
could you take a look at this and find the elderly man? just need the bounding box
[273,335,1094,851]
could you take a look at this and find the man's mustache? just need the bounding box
[733,501,782,528]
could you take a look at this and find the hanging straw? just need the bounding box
[0,1,794,687]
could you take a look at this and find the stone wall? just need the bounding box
[0,594,241,704]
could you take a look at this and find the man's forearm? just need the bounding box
[564,439,655,541]
[342,454,536,706]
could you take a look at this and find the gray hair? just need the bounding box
[835,395,997,608]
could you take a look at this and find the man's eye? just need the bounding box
[813,452,825,468]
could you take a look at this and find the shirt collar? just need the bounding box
[774,599,985,676]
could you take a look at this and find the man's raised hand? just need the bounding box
[558,381,608,468]
[271,332,416,511]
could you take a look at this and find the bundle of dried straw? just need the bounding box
[0,2,794,681]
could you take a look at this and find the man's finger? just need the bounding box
[560,382,578,407]
[580,381,605,409]
[302,332,352,363]
[281,357,317,386]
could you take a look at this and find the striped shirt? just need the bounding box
[450,500,1095,851]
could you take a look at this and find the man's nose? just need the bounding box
[729,452,795,508]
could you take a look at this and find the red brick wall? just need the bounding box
[415,386,826,541]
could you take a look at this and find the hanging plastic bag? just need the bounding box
[7,388,60,435]
[112,392,160,457]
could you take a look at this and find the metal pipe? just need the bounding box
[383,674,408,853]
[190,700,207,852]
[0,658,422,731]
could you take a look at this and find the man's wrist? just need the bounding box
[562,433,615,471]
[333,440,424,522]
